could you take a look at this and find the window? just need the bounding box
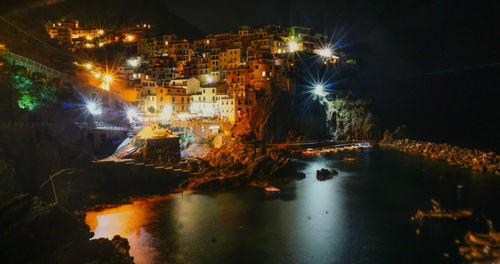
[201,126,205,132]
[262,71,266,77]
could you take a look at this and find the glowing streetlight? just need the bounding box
[288,41,299,52]
[94,73,101,79]
[127,58,139,67]
[318,47,333,58]
[126,35,134,42]
[206,75,214,83]
[86,36,92,41]
[127,108,138,120]
[98,29,104,35]
[313,84,326,96]
[85,63,92,70]
[87,102,102,115]
[104,74,113,83]
[101,74,113,90]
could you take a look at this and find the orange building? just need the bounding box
[156,87,191,114]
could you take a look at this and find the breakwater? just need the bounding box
[388,139,500,175]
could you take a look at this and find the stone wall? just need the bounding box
[134,137,180,162]
[388,139,500,175]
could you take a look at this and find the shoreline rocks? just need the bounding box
[180,139,304,191]
[0,194,134,263]
[386,139,500,175]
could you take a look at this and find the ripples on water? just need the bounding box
[86,148,500,264]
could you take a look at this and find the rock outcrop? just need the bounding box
[0,194,134,263]
[324,97,379,140]
[232,94,379,144]
[232,95,328,143]
[316,168,338,181]
[181,138,303,190]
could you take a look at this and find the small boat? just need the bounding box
[412,199,473,222]
[465,232,500,248]
[265,186,280,193]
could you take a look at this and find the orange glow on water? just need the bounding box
[85,196,172,263]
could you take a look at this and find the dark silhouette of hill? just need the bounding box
[3,0,204,39]
[0,0,204,69]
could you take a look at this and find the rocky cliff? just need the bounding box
[233,93,379,143]
[324,96,380,140]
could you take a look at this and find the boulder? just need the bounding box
[316,168,338,181]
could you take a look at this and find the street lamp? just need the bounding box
[104,75,113,83]
[87,102,102,115]
[206,75,214,83]
[127,58,139,67]
[288,41,299,52]
[318,47,332,58]
[127,108,138,120]
[313,84,326,96]
[102,74,113,90]
[85,63,92,70]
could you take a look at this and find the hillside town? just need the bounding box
[45,21,339,124]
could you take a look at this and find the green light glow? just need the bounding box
[12,73,58,111]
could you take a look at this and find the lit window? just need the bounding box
[262,71,266,77]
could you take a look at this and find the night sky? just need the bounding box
[2,0,499,150]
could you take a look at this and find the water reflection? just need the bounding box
[86,196,172,264]
[85,148,500,264]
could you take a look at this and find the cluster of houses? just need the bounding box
[44,20,150,49]
[46,22,338,124]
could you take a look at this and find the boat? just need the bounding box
[344,157,357,162]
[412,199,473,222]
[265,186,280,193]
[464,220,500,248]
[465,232,500,248]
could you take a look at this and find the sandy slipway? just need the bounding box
[386,139,500,175]
[179,139,305,191]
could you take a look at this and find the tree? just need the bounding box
[11,72,58,111]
